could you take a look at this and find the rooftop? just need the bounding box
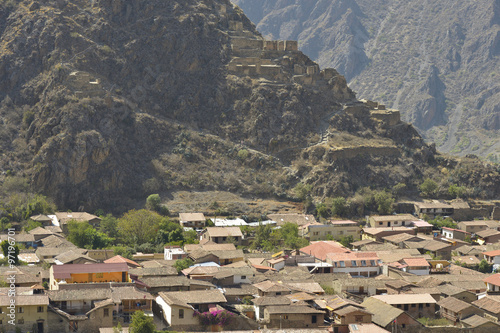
[371,293,436,305]
[370,214,416,222]
[52,262,129,279]
[179,212,205,221]
[437,296,472,312]
[300,241,350,261]
[204,227,243,238]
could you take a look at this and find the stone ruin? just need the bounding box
[66,71,105,98]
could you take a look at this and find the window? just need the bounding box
[361,260,367,266]
[339,261,345,267]
[313,232,319,236]
[283,315,288,319]
[18,319,24,325]
[312,315,317,323]
[404,305,409,311]
[276,292,281,296]
[241,275,246,279]
[402,221,405,226]
[179,309,184,319]
[104,308,109,317]
[18,307,24,313]
[37,306,44,313]
[419,304,423,310]
[0,307,2,313]
[354,315,363,322]
[396,304,401,308]
[379,222,383,225]
[351,261,357,267]
[411,304,416,308]
[370,260,375,266]
[334,262,338,267]
[426,303,430,307]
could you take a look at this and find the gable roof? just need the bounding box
[483,250,500,257]
[267,213,317,226]
[54,250,97,264]
[473,296,500,314]
[335,305,372,316]
[54,212,100,224]
[462,314,499,328]
[253,280,291,293]
[402,258,429,267]
[179,213,205,221]
[477,229,500,238]
[204,227,243,238]
[371,214,416,222]
[437,297,473,312]
[484,274,500,287]
[104,255,141,268]
[252,296,291,306]
[361,297,405,327]
[300,241,350,261]
[265,305,324,314]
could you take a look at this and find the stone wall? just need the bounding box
[370,110,401,126]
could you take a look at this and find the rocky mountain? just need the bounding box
[233,0,500,160]
[0,0,499,212]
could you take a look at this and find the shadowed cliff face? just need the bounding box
[234,0,500,159]
[0,0,498,212]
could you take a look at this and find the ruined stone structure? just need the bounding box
[66,71,105,98]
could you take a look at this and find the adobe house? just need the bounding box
[200,227,243,245]
[179,212,206,229]
[263,305,324,329]
[437,297,483,323]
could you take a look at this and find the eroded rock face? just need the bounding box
[234,0,500,157]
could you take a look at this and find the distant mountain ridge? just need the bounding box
[233,0,500,160]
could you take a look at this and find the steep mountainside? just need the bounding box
[0,0,499,212]
[233,0,500,160]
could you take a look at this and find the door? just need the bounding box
[37,321,44,333]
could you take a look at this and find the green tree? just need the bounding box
[331,197,348,217]
[99,214,119,241]
[478,259,492,273]
[293,183,312,201]
[280,222,308,249]
[174,257,194,273]
[315,203,329,219]
[374,191,394,214]
[146,194,169,216]
[67,221,112,249]
[129,310,155,333]
[392,183,407,198]
[117,209,164,245]
[448,184,467,198]
[419,178,438,197]
[1,240,19,265]
[24,219,42,232]
[339,235,354,248]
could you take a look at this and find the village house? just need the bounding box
[263,305,324,329]
[371,294,437,319]
[482,249,500,265]
[179,212,206,229]
[104,255,141,268]
[361,297,423,331]
[30,214,53,226]
[362,227,416,242]
[438,284,477,303]
[164,246,187,260]
[476,229,500,244]
[0,287,49,333]
[156,290,227,330]
[300,241,350,262]
[472,296,500,321]
[382,233,423,248]
[457,221,489,234]
[351,239,381,250]
[49,263,129,290]
[253,280,292,297]
[200,227,243,245]
[253,296,290,320]
[413,201,453,219]
[392,257,430,276]
[54,212,101,233]
[441,227,470,241]
[461,314,500,330]
[305,220,360,241]
[267,213,317,227]
[483,274,500,293]
[54,250,98,265]
[326,252,381,277]
[368,214,416,228]
[212,266,254,286]
[333,305,373,331]
[437,296,484,323]
[409,220,433,234]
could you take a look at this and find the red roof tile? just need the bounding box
[104,255,141,268]
[300,241,350,261]
[484,274,500,287]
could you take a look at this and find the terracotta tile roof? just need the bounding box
[104,255,141,268]
[300,241,350,261]
[482,249,500,257]
[484,274,500,287]
[52,262,128,279]
[402,258,429,267]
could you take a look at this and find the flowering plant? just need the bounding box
[194,309,235,327]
